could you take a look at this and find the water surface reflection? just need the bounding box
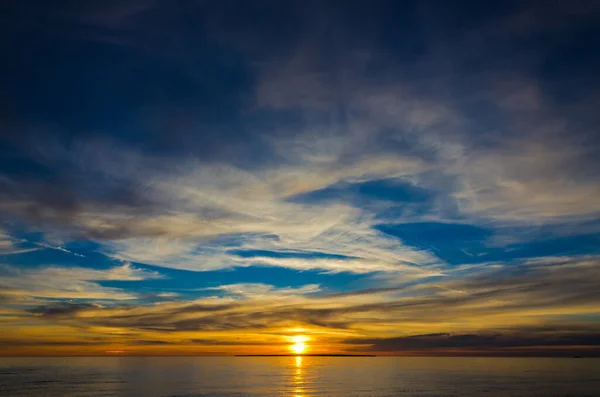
[1,357,599,396]
[293,356,304,397]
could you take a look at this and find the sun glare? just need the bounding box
[291,343,306,354]
[289,335,308,355]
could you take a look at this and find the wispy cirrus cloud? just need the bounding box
[1,252,598,355]
[0,227,39,255]
[0,137,439,275]
[2,1,599,273]
[10,256,599,339]
[0,263,162,301]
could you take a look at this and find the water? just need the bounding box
[1,357,599,397]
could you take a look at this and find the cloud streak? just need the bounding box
[1,256,595,355]
[0,263,162,301]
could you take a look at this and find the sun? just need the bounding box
[289,335,308,355]
[291,343,306,354]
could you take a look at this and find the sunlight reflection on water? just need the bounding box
[294,356,304,397]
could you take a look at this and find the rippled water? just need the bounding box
[1,356,599,396]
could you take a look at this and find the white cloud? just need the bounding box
[0,263,162,300]
[80,150,439,273]
[208,283,321,298]
[2,10,599,276]
[0,228,40,255]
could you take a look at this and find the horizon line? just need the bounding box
[0,354,596,358]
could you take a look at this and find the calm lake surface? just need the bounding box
[1,356,599,397]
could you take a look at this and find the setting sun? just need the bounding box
[289,336,308,355]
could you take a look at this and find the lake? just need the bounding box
[1,356,599,396]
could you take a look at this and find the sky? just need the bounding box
[1,0,600,357]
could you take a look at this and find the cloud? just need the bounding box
[449,131,600,222]
[0,263,162,301]
[248,1,600,229]
[29,302,101,317]
[208,283,321,298]
[0,339,106,347]
[69,0,158,30]
[34,242,85,257]
[11,256,598,338]
[1,0,600,356]
[1,254,598,355]
[345,332,600,356]
[3,12,600,272]
[0,227,39,255]
[1,137,439,274]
